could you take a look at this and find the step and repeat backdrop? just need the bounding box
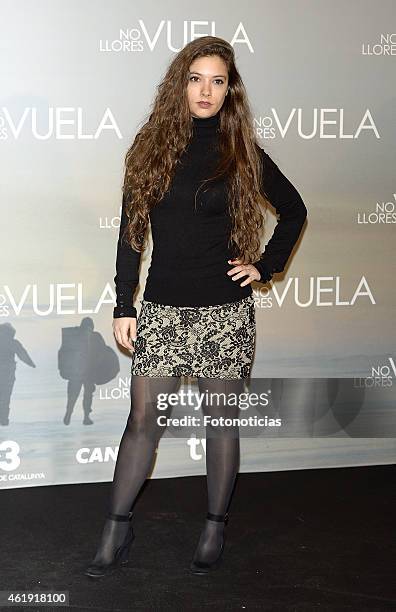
[1,0,395,489]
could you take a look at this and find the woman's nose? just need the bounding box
[201,84,212,96]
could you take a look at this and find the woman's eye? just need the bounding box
[189,76,225,85]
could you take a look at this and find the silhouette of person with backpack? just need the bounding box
[58,317,119,425]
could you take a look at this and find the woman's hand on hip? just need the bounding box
[227,258,261,286]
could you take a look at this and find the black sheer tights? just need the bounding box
[91,374,243,566]
[191,377,242,566]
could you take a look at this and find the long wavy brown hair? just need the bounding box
[121,35,270,264]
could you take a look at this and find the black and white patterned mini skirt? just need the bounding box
[130,294,256,379]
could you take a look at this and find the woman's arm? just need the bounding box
[253,148,308,283]
[113,193,142,319]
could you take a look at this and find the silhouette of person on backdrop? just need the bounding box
[58,317,103,426]
[58,317,120,426]
[0,323,36,426]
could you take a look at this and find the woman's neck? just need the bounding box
[191,110,221,130]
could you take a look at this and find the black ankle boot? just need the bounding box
[84,511,135,578]
[190,511,229,575]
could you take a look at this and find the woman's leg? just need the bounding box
[192,377,243,565]
[90,374,180,565]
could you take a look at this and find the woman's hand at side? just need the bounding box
[112,317,137,352]
[227,258,262,286]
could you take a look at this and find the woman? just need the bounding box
[85,35,307,578]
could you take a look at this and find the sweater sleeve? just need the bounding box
[113,193,142,319]
[253,148,307,283]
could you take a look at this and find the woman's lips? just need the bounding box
[197,101,212,108]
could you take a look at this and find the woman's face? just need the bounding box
[187,55,229,119]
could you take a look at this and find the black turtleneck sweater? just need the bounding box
[113,110,307,318]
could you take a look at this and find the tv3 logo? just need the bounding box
[0,441,21,471]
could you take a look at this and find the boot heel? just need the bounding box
[190,512,229,575]
[118,532,135,565]
[85,511,135,578]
